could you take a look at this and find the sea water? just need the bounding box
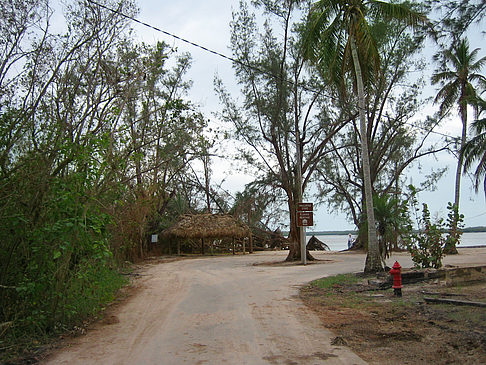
[307,232,486,252]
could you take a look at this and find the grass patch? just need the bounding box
[304,274,370,309]
[446,306,486,323]
[310,273,361,289]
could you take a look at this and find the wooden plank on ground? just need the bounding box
[424,297,486,307]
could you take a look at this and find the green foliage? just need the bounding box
[405,186,466,268]
[0,1,215,360]
[307,1,446,267]
[231,182,281,230]
[219,0,350,260]
[432,38,486,221]
[373,193,413,258]
[0,137,126,350]
[408,203,445,269]
[444,202,465,253]
[462,97,486,194]
[432,0,486,40]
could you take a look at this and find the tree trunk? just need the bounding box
[455,102,467,210]
[286,202,299,259]
[446,101,467,255]
[285,193,314,261]
[204,154,211,213]
[248,205,253,253]
[285,82,314,263]
[350,36,382,273]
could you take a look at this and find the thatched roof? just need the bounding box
[162,213,251,239]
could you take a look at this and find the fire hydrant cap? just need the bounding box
[392,261,401,269]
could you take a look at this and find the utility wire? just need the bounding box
[86,0,460,142]
[468,211,486,220]
[85,0,329,99]
[89,0,236,64]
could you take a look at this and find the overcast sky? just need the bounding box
[127,1,486,230]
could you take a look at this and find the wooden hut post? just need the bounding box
[201,237,205,255]
[249,233,253,254]
[242,238,246,255]
[177,240,181,255]
[232,237,235,255]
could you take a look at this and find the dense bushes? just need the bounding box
[0,1,205,358]
[0,151,126,355]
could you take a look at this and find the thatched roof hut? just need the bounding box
[163,213,251,239]
[162,214,253,255]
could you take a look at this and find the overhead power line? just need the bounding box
[85,0,327,98]
[468,211,486,220]
[89,0,237,64]
[85,0,460,142]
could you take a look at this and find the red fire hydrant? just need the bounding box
[389,261,402,297]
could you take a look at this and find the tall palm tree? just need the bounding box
[303,0,427,272]
[432,39,486,253]
[463,97,486,197]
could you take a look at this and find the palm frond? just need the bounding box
[302,4,332,61]
[468,73,486,85]
[369,0,429,29]
[431,70,457,85]
[467,47,486,70]
[463,113,486,192]
[432,37,485,118]
[434,80,460,113]
[355,16,379,67]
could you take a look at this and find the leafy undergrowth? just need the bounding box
[0,267,128,365]
[301,274,486,364]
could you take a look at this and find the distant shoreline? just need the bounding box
[281,226,486,236]
[306,231,357,236]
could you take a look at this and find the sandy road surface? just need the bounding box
[44,249,486,365]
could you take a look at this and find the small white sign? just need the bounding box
[151,234,158,243]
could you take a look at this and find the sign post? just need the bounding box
[297,203,313,265]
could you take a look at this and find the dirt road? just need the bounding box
[44,249,486,365]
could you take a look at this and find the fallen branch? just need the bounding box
[0,284,16,289]
[120,272,148,277]
[0,321,14,337]
[424,297,486,308]
[421,291,465,297]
